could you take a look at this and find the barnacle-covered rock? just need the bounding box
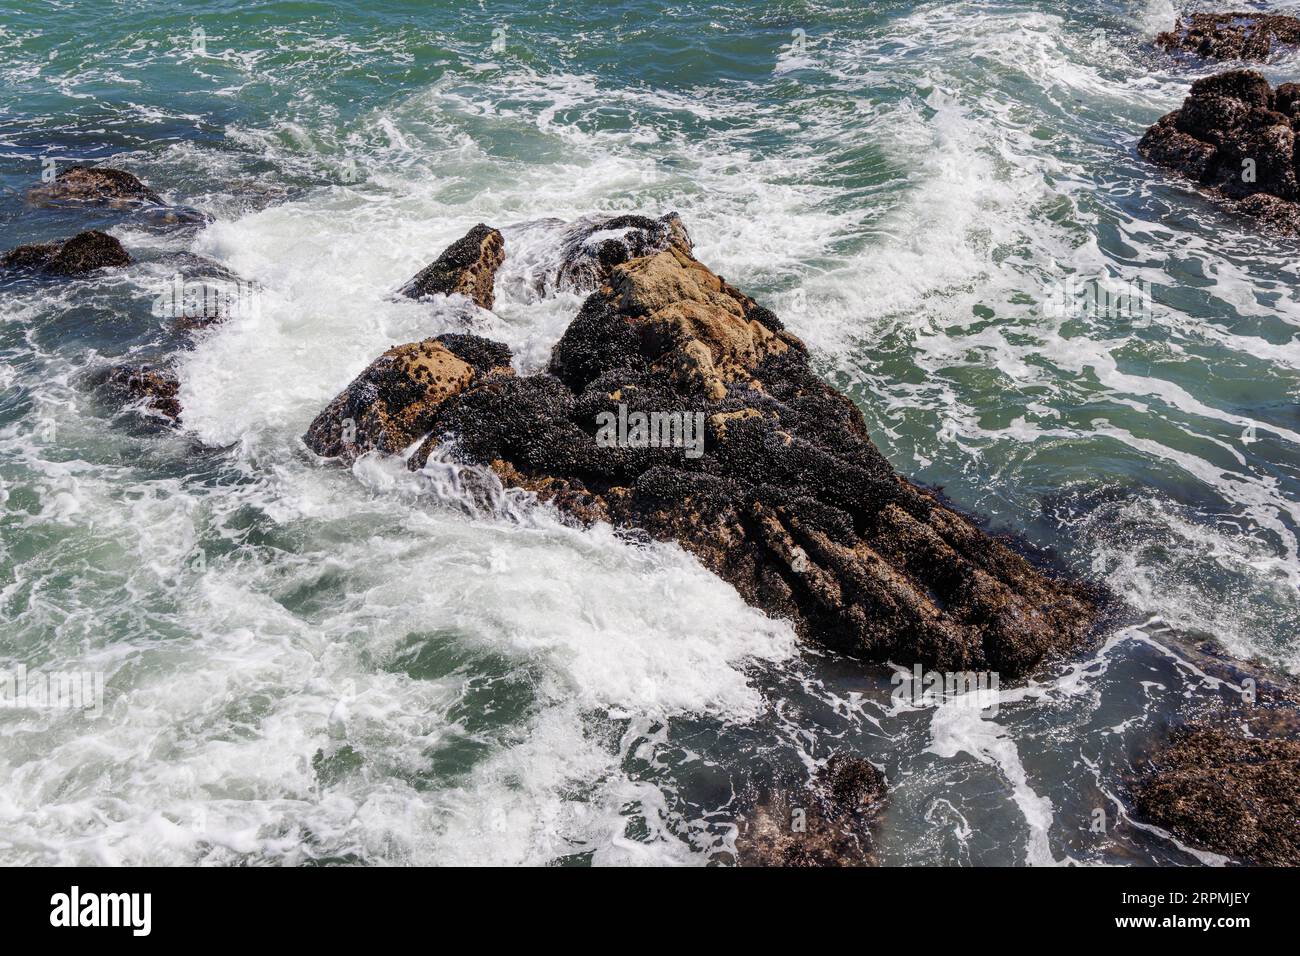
[399,223,505,310]
[304,334,512,462]
[1,230,131,276]
[26,165,163,207]
[735,754,887,867]
[1156,12,1300,62]
[310,218,1099,677]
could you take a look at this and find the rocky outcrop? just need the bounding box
[1132,722,1300,866]
[734,754,887,867]
[398,224,505,310]
[1139,69,1300,234]
[1156,12,1300,61]
[303,334,512,460]
[554,212,692,293]
[102,364,182,423]
[307,224,1098,677]
[1,230,131,276]
[26,165,163,206]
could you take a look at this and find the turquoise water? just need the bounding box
[0,0,1297,865]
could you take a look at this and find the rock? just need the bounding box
[1277,82,1300,120]
[1156,12,1300,62]
[0,243,60,273]
[1236,192,1300,233]
[435,245,1097,676]
[1132,723,1300,866]
[26,165,163,206]
[1188,68,1274,109]
[555,212,692,293]
[1174,93,1250,145]
[552,244,791,401]
[735,754,887,866]
[1139,69,1300,234]
[103,364,182,423]
[1,230,131,276]
[303,333,513,461]
[308,226,1099,677]
[133,204,214,232]
[398,223,505,310]
[1140,115,1219,180]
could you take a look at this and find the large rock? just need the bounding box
[1132,723,1300,866]
[398,223,505,310]
[102,364,182,423]
[554,212,692,293]
[308,229,1098,678]
[1,230,131,276]
[1156,12,1300,61]
[26,165,163,206]
[735,754,886,867]
[1139,70,1300,234]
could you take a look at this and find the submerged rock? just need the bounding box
[1132,722,1300,866]
[149,255,256,332]
[307,224,1098,677]
[155,252,243,285]
[26,165,163,207]
[555,212,692,293]
[1,230,131,276]
[103,364,182,423]
[1156,12,1300,61]
[398,223,505,310]
[134,204,214,230]
[1139,69,1300,234]
[735,754,887,867]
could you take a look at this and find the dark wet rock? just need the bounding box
[1188,68,1274,109]
[155,252,242,284]
[1156,12,1300,62]
[26,165,163,207]
[735,754,887,867]
[1236,191,1300,233]
[103,364,182,423]
[49,231,133,274]
[308,229,1099,677]
[1,230,131,276]
[1132,722,1300,866]
[398,223,505,310]
[1139,69,1300,234]
[555,212,692,293]
[1278,82,1300,119]
[1140,114,1219,180]
[0,243,60,273]
[303,335,512,461]
[432,332,514,374]
[134,204,214,230]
